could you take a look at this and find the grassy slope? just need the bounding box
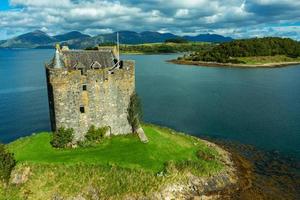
[8,125,220,172]
[2,125,223,199]
[236,55,300,65]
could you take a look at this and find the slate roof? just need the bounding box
[61,50,116,69]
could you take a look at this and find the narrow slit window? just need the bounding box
[82,84,87,91]
[80,106,85,113]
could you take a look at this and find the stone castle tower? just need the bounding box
[45,45,135,141]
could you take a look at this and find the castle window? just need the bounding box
[119,60,123,69]
[82,84,87,91]
[80,106,85,113]
[91,61,102,69]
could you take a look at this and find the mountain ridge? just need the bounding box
[53,31,91,42]
[0,30,234,49]
[183,33,233,42]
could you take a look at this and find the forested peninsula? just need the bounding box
[171,37,300,67]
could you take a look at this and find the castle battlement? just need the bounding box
[46,45,135,140]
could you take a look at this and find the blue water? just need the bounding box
[0,49,300,159]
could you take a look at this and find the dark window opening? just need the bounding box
[82,84,87,91]
[119,60,123,69]
[80,69,84,75]
[80,106,85,113]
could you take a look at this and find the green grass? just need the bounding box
[8,124,220,172]
[3,124,223,199]
[236,55,300,65]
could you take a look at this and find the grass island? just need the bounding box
[0,124,237,200]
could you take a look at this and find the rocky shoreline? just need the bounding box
[168,59,300,68]
[151,138,239,200]
[152,137,300,200]
[210,140,300,200]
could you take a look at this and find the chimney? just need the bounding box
[54,44,63,68]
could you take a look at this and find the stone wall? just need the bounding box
[46,60,135,140]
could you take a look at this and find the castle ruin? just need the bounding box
[45,45,135,141]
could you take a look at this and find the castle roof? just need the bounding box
[62,50,116,69]
[49,45,118,70]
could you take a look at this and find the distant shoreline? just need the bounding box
[168,59,300,68]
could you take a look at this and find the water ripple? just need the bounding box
[0,86,46,95]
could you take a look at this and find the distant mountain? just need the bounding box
[68,31,179,48]
[54,31,90,42]
[139,31,178,43]
[0,30,233,49]
[0,30,56,48]
[0,30,91,48]
[183,34,233,43]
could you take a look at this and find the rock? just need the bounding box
[11,166,31,185]
[137,127,148,143]
[68,195,86,200]
[52,194,63,200]
[87,186,100,200]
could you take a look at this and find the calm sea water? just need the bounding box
[0,49,300,159]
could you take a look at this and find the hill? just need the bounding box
[173,37,300,67]
[53,31,90,42]
[0,124,237,199]
[100,31,178,44]
[183,33,233,43]
[60,31,233,49]
[0,30,91,49]
[0,30,56,48]
[0,30,233,49]
[65,31,180,48]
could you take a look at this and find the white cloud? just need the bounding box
[175,9,189,18]
[0,0,299,40]
[10,0,71,7]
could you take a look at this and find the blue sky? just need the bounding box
[0,0,299,40]
[0,1,9,10]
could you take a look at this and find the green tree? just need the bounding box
[51,127,74,148]
[165,38,188,43]
[85,125,108,142]
[186,37,300,63]
[0,143,16,182]
[127,92,143,133]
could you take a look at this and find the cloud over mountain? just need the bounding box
[0,0,299,40]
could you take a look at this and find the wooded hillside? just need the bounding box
[184,37,300,63]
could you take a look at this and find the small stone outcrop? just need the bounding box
[11,166,31,185]
[137,126,148,143]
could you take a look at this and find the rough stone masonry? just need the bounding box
[45,45,135,141]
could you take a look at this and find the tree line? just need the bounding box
[183,37,300,63]
[85,41,214,54]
